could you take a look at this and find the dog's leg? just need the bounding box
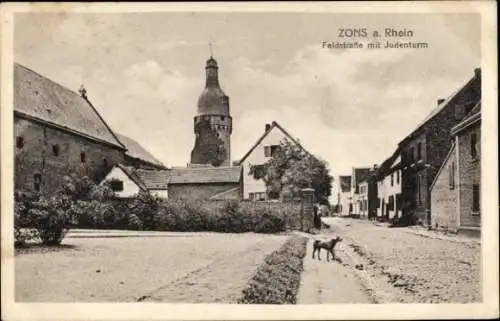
[318,249,321,261]
[326,250,330,262]
[312,247,316,259]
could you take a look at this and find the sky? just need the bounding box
[14,12,480,194]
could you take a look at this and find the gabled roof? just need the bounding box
[116,133,165,168]
[373,147,401,180]
[117,164,169,190]
[235,121,308,165]
[400,69,480,144]
[451,101,481,136]
[116,164,147,191]
[168,166,241,184]
[352,167,371,187]
[339,176,352,193]
[14,63,125,149]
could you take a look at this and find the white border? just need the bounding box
[1,2,498,320]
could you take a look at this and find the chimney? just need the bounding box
[265,123,271,132]
[437,98,445,106]
[474,68,481,79]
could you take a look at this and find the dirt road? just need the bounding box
[299,217,481,303]
[15,230,289,302]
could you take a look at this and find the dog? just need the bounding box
[312,236,342,262]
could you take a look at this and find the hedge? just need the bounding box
[238,236,308,304]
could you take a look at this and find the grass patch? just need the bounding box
[237,236,308,304]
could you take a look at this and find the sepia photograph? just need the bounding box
[1,2,498,320]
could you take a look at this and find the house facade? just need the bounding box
[337,175,352,216]
[375,150,402,220]
[398,68,481,226]
[430,102,481,234]
[14,63,126,194]
[235,121,305,200]
[350,167,371,215]
[167,166,242,201]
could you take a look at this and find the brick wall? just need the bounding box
[167,182,240,201]
[458,124,481,228]
[430,145,458,232]
[14,117,124,194]
[400,71,481,224]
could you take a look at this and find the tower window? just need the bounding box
[16,136,24,149]
[52,144,60,156]
[103,158,108,167]
[80,151,86,163]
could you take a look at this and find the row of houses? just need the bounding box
[14,61,308,202]
[337,68,482,235]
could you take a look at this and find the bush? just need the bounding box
[238,236,308,304]
[25,193,73,245]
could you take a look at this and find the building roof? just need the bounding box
[352,167,371,187]
[451,101,481,136]
[400,69,480,144]
[136,168,170,189]
[235,121,308,165]
[168,166,241,184]
[116,133,165,168]
[14,63,125,150]
[339,176,352,193]
[116,165,147,191]
[373,147,401,180]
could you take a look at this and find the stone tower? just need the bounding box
[190,56,232,167]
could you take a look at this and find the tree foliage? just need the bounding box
[249,138,333,203]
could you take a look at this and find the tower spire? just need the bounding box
[209,40,213,58]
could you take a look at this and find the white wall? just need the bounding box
[101,166,140,198]
[377,156,402,219]
[241,128,291,199]
[339,191,351,216]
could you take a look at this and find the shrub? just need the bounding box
[238,236,308,304]
[26,193,73,245]
[128,192,162,230]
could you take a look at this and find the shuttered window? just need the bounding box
[472,184,480,214]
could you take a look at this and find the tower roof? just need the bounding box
[197,56,229,116]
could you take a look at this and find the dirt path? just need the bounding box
[297,238,373,304]
[15,231,289,302]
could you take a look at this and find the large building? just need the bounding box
[430,102,481,235]
[190,56,232,167]
[398,68,481,226]
[14,63,126,194]
[115,133,167,170]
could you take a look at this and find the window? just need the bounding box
[391,173,394,186]
[449,162,455,189]
[264,145,279,157]
[471,132,478,159]
[410,147,415,163]
[388,195,395,211]
[109,180,124,192]
[416,175,421,205]
[255,192,266,201]
[417,143,422,160]
[472,184,480,214]
[80,151,86,163]
[249,193,255,200]
[33,174,42,192]
[16,136,24,149]
[396,171,400,184]
[103,158,108,167]
[52,144,60,156]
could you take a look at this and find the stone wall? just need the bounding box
[167,182,240,201]
[14,117,124,194]
[457,124,481,228]
[430,145,458,232]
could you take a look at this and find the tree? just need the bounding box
[249,138,333,203]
